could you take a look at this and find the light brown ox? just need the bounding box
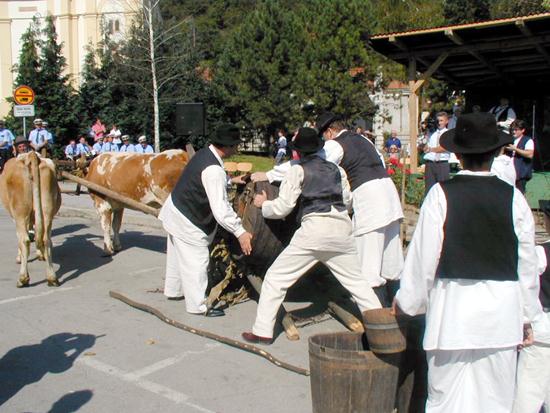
[85,150,189,255]
[0,152,62,287]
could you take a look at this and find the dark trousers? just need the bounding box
[424,161,450,195]
[0,148,12,170]
[373,279,400,308]
[515,178,529,194]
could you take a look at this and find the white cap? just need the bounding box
[138,135,147,143]
[43,121,48,126]
[34,118,43,124]
[121,134,130,141]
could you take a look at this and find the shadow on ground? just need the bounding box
[0,332,98,407]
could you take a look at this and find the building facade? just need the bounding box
[0,0,139,117]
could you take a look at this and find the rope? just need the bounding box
[109,290,310,376]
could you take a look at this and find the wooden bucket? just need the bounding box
[309,332,401,413]
[362,308,407,354]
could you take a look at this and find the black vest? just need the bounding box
[436,175,519,281]
[334,131,387,191]
[297,155,346,221]
[491,106,510,122]
[171,147,221,235]
[513,136,533,180]
[540,243,550,308]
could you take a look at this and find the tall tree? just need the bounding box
[35,15,78,143]
[443,0,491,24]
[13,18,41,89]
[491,0,548,18]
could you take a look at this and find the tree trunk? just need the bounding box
[147,1,160,153]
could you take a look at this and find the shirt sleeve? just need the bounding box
[513,189,543,323]
[262,165,303,219]
[395,185,446,315]
[202,165,245,238]
[525,139,535,151]
[338,167,352,210]
[321,140,344,165]
[266,160,293,183]
[498,108,516,130]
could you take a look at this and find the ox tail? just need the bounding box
[26,151,45,250]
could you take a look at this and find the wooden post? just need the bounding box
[408,58,419,174]
[327,301,365,333]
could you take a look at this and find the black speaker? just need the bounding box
[176,102,205,136]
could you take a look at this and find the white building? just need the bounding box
[0,0,139,117]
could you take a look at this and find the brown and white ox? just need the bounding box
[0,152,61,287]
[86,150,189,255]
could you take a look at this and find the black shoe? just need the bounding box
[205,308,225,317]
[167,296,184,301]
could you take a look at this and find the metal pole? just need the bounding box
[23,117,26,138]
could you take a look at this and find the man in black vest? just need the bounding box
[514,201,550,412]
[159,124,253,317]
[241,128,381,344]
[393,113,541,412]
[489,97,516,134]
[506,119,534,194]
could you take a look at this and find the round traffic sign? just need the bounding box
[14,85,35,105]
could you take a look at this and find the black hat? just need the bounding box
[290,127,323,154]
[211,123,241,146]
[440,112,513,154]
[14,136,28,146]
[316,112,340,137]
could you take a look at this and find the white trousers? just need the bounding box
[355,219,404,288]
[513,341,550,413]
[252,244,382,338]
[426,347,517,413]
[163,234,209,314]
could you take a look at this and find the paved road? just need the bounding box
[0,196,311,413]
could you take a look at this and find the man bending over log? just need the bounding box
[242,127,381,344]
[159,124,253,317]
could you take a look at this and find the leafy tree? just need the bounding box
[490,0,548,18]
[35,15,78,143]
[374,0,445,33]
[443,0,491,24]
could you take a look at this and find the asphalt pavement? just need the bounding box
[0,190,311,413]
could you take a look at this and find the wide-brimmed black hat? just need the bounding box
[211,123,242,146]
[290,127,323,154]
[316,112,341,137]
[14,136,28,146]
[440,112,513,154]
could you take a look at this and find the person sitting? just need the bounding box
[91,118,106,141]
[64,139,80,159]
[119,135,135,153]
[14,136,30,156]
[109,124,122,147]
[134,136,153,154]
[77,136,92,158]
[385,130,402,154]
[92,137,104,156]
[101,135,119,153]
[241,127,382,344]
[0,119,15,170]
[28,118,49,154]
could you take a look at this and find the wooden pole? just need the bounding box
[408,58,419,174]
[246,273,300,341]
[60,171,160,217]
[328,301,365,333]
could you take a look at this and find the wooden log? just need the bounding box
[185,143,195,159]
[60,171,160,217]
[328,301,365,333]
[246,273,300,341]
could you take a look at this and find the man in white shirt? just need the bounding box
[92,137,104,156]
[77,136,92,158]
[134,136,154,154]
[506,119,534,194]
[393,113,541,413]
[242,128,381,344]
[491,146,516,186]
[490,97,516,134]
[159,124,253,317]
[28,119,49,153]
[64,139,80,159]
[274,129,287,165]
[119,135,135,152]
[0,119,15,170]
[424,111,452,195]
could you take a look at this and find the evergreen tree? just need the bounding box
[443,0,491,24]
[35,15,78,144]
[13,18,41,90]
[490,0,547,18]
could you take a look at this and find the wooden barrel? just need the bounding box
[362,308,407,354]
[233,181,297,274]
[309,332,401,413]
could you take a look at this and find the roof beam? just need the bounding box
[515,19,550,65]
[412,52,449,93]
[445,29,510,82]
[388,36,459,85]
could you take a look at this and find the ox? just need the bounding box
[85,150,189,255]
[0,152,61,287]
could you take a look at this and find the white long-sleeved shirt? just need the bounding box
[262,162,355,252]
[159,145,245,246]
[396,170,541,350]
[490,105,517,133]
[534,243,550,344]
[266,132,402,235]
[424,127,450,162]
[491,154,516,186]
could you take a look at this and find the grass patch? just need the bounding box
[226,154,275,172]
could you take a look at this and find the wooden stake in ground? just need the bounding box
[328,301,365,333]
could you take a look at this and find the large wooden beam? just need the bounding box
[515,20,550,66]
[412,52,449,93]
